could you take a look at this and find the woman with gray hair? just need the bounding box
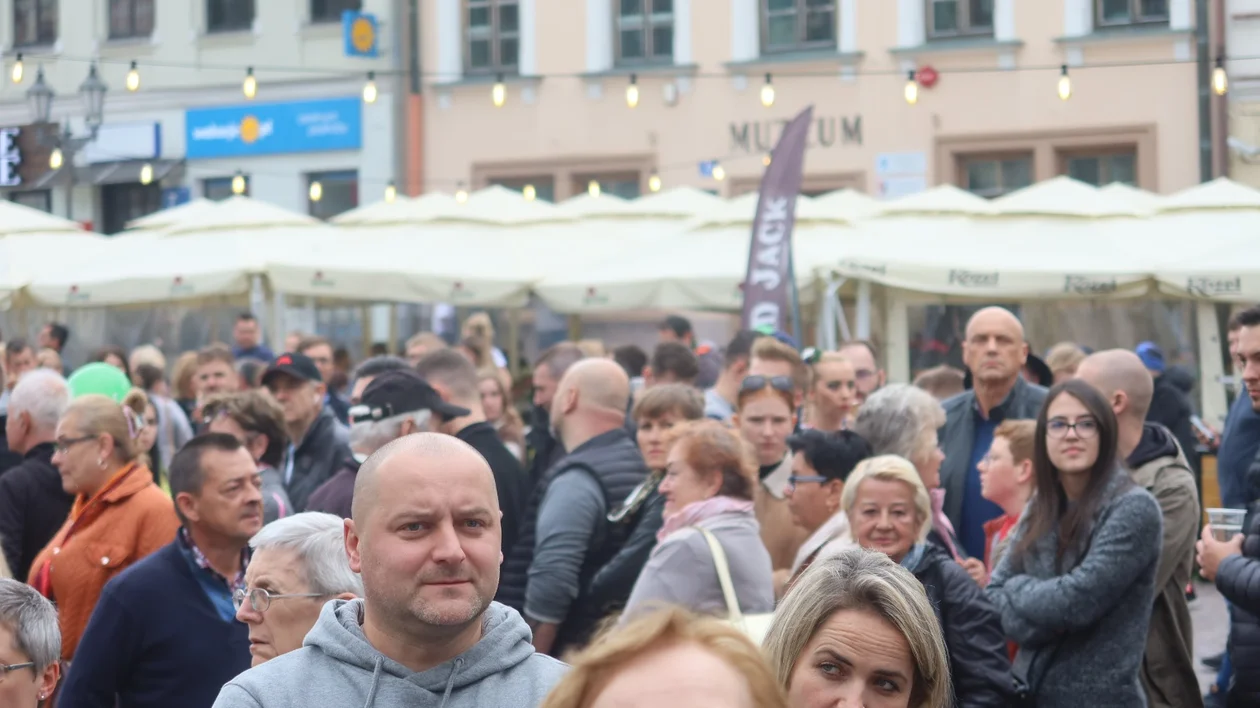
[0,578,61,706]
[234,512,362,666]
[763,546,952,708]
[852,384,965,562]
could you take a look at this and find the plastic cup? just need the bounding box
[1213,524,1244,541]
[1206,508,1247,541]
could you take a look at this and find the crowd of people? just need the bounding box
[0,303,1256,708]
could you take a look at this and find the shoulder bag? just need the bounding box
[697,527,776,646]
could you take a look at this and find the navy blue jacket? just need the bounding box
[58,540,251,708]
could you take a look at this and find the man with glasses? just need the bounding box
[234,512,362,666]
[59,434,261,708]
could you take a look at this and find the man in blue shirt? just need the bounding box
[231,313,275,363]
[59,434,263,708]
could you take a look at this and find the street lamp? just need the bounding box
[25,63,110,220]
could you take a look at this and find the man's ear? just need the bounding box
[344,520,362,573]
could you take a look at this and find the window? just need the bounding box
[1063,149,1137,186]
[761,0,835,54]
[616,0,674,65]
[10,190,51,213]
[101,182,161,235]
[14,0,57,47]
[311,0,360,23]
[203,176,248,201]
[207,0,254,32]
[574,172,641,200]
[308,170,358,220]
[1096,0,1168,27]
[961,154,1033,198]
[466,0,519,74]
[109,0,154,38]
[491,176,556,202]
[927,0,993,38]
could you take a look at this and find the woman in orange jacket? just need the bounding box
[28,393,179,664]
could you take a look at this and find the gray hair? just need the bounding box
[763,547,951,708]
[841,455,933,543]
[349,409,432,456]
[853,384,946,466]
[249,512,363,596]
[0,578,61,672]
[8,369,70,431]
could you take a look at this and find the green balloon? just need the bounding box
[68,363,132,402]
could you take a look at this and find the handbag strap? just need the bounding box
[697,527,744,624]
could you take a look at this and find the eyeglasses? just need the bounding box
[788,474,829,487]
[0,662,35,682]
[232,587,326,613]
[54,435,96,454]
[1046,417,1099,440]
[740,375,794,395]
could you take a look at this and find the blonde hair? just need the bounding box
[841,454,933,544]
[171,351,199,400]
[63,394,139,464]
[750,337,807,392]
[406,332,447,352]
[764,547,952,708]
[541,606,788,708]
[1045,342,1086,378]
[128,344,166,376]
[477,368,525,454]
[576,339,607,359]
[122,389,153,472]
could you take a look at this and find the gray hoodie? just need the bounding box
[212,599,567,708]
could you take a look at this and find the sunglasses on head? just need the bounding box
[740,375,794,395]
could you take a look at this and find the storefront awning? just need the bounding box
[28,159,184,189]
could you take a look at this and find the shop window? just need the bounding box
[14,0,58,47]
[574,172,641,200]
[10,190,51,213]
[490,176,556,203]
[1063,149,1137,186]
[927,0,993,39]
[616,0,674,65]
[109,0,154,38]
[307,170,358,220]
[207,0,254,33]
[311,0,360,23]
[203,176,248,201]
[466,0,519,74]
[761,0,836,55]
[960,154,1033,199]
[1096,0,1168,27]
[102,182,162,235]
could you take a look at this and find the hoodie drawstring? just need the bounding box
[362,657,384,708]
[438,657,465,708]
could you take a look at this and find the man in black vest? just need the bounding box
[525,343,586,489]
[504,358,648,657]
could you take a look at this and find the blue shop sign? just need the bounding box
[185,97,362,159]
[343,10,380,58]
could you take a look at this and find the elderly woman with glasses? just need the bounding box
[234,512,362,666]
[0,579,60,707]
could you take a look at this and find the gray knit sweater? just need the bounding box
[986,470,1163,708]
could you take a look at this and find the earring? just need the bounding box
[97,458,105,469]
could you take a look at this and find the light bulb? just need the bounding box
[139,163,153,185]
[309,181,323,202]
[455,184,469,203]
[648,173,662,192]
[126,61,140,92]
[904,70,918,105]
[760,73,775,108]
[1057,65,1071,101]
[243,67,257,99]
[491,74,506,108]
[363,72,378,103]
[712,164,726,182]
[626,74,639,109]
[49,148,63,170]
[231,172,246,195]
[384,180,397,203]
[762,153,772,167]
[1213,57,1228,96]
[11,54,22,84]
[523,184,537,201]
[588,180,601,197]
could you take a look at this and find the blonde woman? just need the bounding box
[461,312,508,369]
[764,547,953,708]
[477,368,526,462]
[541,607,788,708]
[803,352,858,432]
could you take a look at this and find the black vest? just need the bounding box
[496,428,648,651]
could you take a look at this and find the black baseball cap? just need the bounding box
[262,352,323,387]
[350,369,470,424]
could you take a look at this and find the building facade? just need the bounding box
[0,0,400,232]
[420,0,1208,201]
[1227,0,1260,186]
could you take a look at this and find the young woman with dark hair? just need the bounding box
[986,379,1163,708]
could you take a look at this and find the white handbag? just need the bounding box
[697,527,776,646]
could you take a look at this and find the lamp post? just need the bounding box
[26,64,108,221]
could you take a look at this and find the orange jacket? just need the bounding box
[27,463,179,660]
